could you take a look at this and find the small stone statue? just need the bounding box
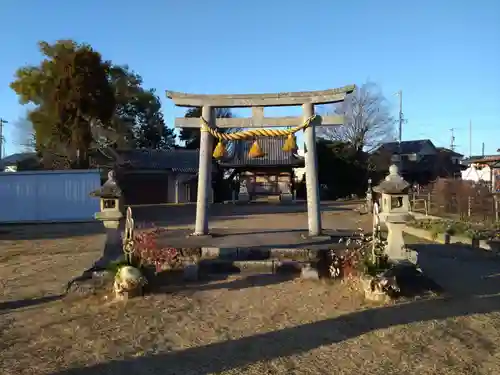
[113,265,147,301]
[239,179,248,194]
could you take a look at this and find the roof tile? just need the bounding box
[218,137,304,167]
[376,139,435,154]
[116,149,200,170]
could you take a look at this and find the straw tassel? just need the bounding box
[282,134,297,152]
[212,141,226,159]
[248,139,265,158]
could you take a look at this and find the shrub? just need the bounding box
[407,218,495,240]
[363,237,390,276]
[132,228,180,273]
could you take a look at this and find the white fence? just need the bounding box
[0,170,101,223]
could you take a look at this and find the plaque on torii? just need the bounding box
[166,85,356,237]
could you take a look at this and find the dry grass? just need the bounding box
[2,229,500,374]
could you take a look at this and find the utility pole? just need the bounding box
[450,128,456,151]
[0,118,8,160]
[398,90,403,143]
[469,120,472,158]
[395,90,404,171]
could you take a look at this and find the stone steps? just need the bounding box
[185,243,367,281]
[201,248,317,262]
[198,258,309,274]
[199,244,361,262]
[194,258,320,281]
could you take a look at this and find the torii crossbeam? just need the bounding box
[166,85,356,237]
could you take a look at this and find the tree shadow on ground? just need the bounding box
[50,293,500,375]
[0,294,64,313]
[408,242,500,297]
[0,222,105,241]
[50,239,500,374]
[147,271,299,295]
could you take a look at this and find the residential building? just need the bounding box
[370,139,464,184]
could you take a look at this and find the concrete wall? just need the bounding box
[0,169,100,223]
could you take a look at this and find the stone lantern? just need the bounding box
[89,170,124,269]
[373,165,417,265]
[92,170,124,219]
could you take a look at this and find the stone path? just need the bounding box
[144,201,372,251]
[0,201,369,243]
[132,201,370,231]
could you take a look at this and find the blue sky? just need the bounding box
[0,0,498,157]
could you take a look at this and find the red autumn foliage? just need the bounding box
[133,228,179,273]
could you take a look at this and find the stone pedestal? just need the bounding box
[280,193,293,203]
[238,193,250,202]
[385,221,406,263]
[238,180,250,202]
[386,224,417,265]
[93,218,123,270]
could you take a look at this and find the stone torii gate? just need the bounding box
[166,85,356,237]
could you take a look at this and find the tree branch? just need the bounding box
[317,81,396,151]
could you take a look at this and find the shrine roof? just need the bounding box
[218,137,305,168]
[94,149,201,173]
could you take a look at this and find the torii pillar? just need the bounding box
[166,85,356,237]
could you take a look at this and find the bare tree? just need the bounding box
[13,114,36,152]
[317,81,396,151]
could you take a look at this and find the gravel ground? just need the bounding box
[1,211,500,374]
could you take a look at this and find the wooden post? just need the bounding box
[303,103,322,236]
[194,105,213,235]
